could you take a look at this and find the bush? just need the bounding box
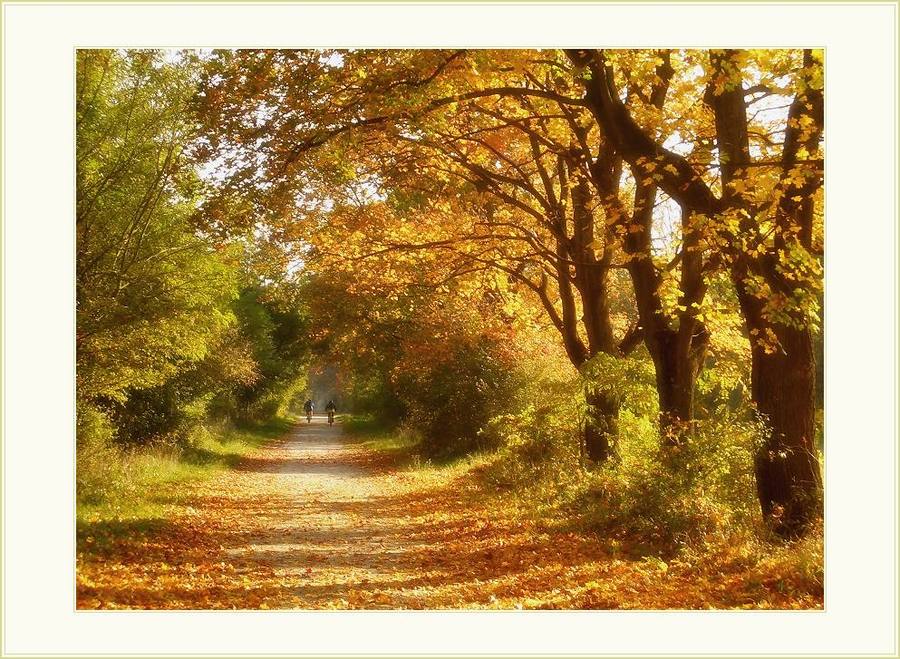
[394,332,520,459]
[105,380,212,448]
[478,373,764,555]
[479,397,581,490]
[570,411,761,552]
[76,403,124,505]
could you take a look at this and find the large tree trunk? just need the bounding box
[753,332,821,537]
[751,325,821,536]
[736,282,822,537]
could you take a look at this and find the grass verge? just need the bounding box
[77,416,294,555]
[341,415,419,465]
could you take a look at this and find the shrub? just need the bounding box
[76,403,124,504]
[394,332,520,459]
[478,371,764,555]
[479,397,581,489]
[561,411,761,552]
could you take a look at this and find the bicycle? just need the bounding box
[306,409,313,423]
[327,410,335,425]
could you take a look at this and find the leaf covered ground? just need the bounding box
[77,419,823,610]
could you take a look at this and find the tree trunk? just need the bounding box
[622,185,709,446]
[565,166,623,465]
[735,279,822,537]
[584,388,620,462]
[651,326,708,445]
[750,322,822,537]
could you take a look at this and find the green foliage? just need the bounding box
[479,377,762,555]
[76,48,241,440]
[75,49,311,520]
[76,404,124,505]
[341,369,406,424]
[77,50,233,403]
[572,412,762,552]
[479,397,582,491]
[393,330,521,459]
[580,350,658,417]
[230,288,310,422]
[76,415,295,517]
[76,50,311,459]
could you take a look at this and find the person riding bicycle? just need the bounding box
[303,398,314,422]
[325,400,337,424]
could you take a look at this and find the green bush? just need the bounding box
[394,333,520,459]
[564,410,761,553]
[478,373,764,554]
[479,398,581,489]
[76,403,124,505]
[230,288,309,423]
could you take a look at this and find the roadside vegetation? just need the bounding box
[77,417,295,554]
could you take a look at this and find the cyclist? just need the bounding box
[303,398,314,423]
[325,400,337,425]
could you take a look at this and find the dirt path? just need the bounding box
[77,419,823,609]
[177,417,591,609]
[218,417,433,608]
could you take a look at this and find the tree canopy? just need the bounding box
[191,47,823,537]
[76,48,825,544]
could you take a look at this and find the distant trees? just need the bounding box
[301,262,530,458]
